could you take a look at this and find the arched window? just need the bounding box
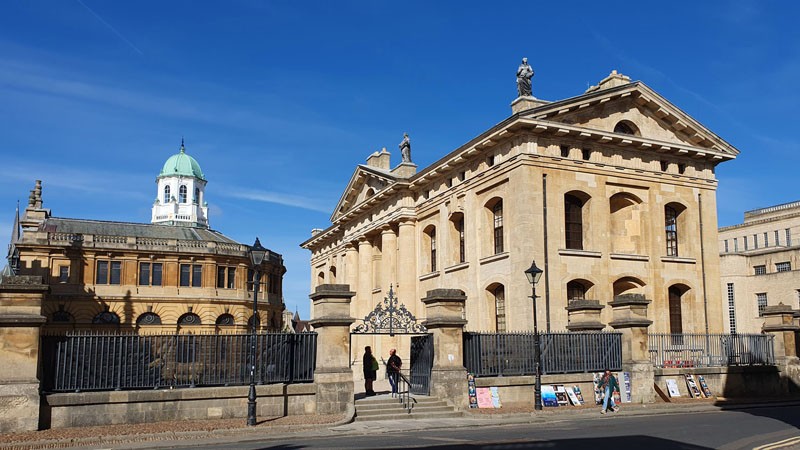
[136,312,162,326]
[567,281,586,301]
[248,313,261,329]
[669,286,684,342]
[194,187,200,204]
[52,306,74,323]
[493,285,506,332]
[614,120,639,136]
[177,312,201,326]
[216,313,235,326]
[179,185,188,203]
[492,200,504,254]
[610,192,644,255]
[428,227,437,272]
[450,213,466,264]
[565,194,584,250]
[164,185,171,203]
[665,206,679,256]
[92,310,120,324]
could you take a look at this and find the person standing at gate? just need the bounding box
[599,369,620,414]
[363,346,378,396]
[387,348,402,396]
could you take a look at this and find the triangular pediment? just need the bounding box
[519,82,739,156]
[330,165,397,222]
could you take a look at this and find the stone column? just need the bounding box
[397,219,417,315]
[380,226,397,292]
[356,237,372,319]
[421,289,468,409]
[0,275,48,432]
[344,242,358,298]
[309,284,356,415]
[565,300,605,332]
[762,304,799,363]
[608,295,654,404]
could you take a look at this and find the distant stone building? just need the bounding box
[302,70,739,362]
[719,201,800,334]
[6,142,286,334]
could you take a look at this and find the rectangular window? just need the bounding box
[581,148,591,161]
[776,262,791,272]
[560,144,570,158]
[678,163,686,174]
[660,160,668,172]
[757,293,768,316]
[457,217,466,263]
[227,267,236,289]
[487,155,495,167]
[753,234,758,249]
[754,265,767,275]
[109,261,121,285]
[180,264,191,287]
[764,232,769,247]
[734,238,739,252]
[727,283,736,334]
[139,262,163,286]
[268,273,279,294]
[724,240,729,253]
[192,265,202,287]
[247,269,267,292]
[744,236,748,250]
[217,266,236,289]
[787,228,792,246]
[775,230,780,246]
[96,261,108,284]
[59,265,69,283]
[217,267,225,288]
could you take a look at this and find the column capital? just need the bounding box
[397,217,417,226]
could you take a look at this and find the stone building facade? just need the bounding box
[302,70,739,363]
[6,143,286,334]
[719,200,800,334]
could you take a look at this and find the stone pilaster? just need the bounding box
[762,304,799,363]
[309,284,356,415]
[344,242,358,294]
[608,295,654,404]
[0,275,47,432]
[380,226,397,294]
[356,237,372,320]
[565,299,605,331]
[397,219,417,315]
[421,289,468,409]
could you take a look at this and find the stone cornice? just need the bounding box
[0,314,47,326]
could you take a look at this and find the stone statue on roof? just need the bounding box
[516,57,534,98]
[399,133,412,163]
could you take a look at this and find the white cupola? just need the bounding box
[151,139,209,228]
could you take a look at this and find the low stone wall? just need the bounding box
[474,374,596,407]
[43,383,316,429]
[654,365,794,398]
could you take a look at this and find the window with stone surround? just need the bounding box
[423,225,437,272]
[567,280,587,301]
[164,185,171,203]
[776,261,791,273]
[668,285,686,344]
[492,200,504,254]
[787,228,792,246]
[449,212,466,264]
[757,293,768,316]
[96,260,121,285]
[180,263,202,287]
[179,185,188,203]
[581,148,591,161]
[58,265,69,283]
[665,205,679,257]
[490,284,506,332]
[565,193,585,250]
[560,144,570,158]
[754,265,766,275]
[139,262,163,286]
[217,266,236,289]
[724,240,729,253]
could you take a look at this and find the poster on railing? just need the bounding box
[622,372,632,403]
[467,373,478,408]
[666,378,681,397]
[490,386,502,408]
[541,385,559,407]
[476,387,494,408]
[684,374,704,398]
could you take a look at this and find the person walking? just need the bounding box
[386,348,402,396]
[363,346,378,396]
[599,369,620,414]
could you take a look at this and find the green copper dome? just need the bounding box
[158,141,206,180]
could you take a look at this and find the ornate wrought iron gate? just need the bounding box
[350,285,431,395]
[409,334,433,395]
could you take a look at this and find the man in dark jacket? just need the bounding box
[387,348,402,396]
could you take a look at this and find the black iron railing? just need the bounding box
[463,331,622,377]
[41,332,317,392]
[649,333,775,368]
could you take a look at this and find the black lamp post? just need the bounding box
[247,237,267,426]
[525,260,544,411]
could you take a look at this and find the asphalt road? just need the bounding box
[164,405,800,450]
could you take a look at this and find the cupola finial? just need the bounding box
[180,137,185,153]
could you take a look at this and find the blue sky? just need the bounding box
[1,1,798,319]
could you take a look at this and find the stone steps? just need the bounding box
[355,395,462,421]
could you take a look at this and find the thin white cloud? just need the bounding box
[218,187,331,213]
[76,0,143,56]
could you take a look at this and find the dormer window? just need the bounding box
[614,120,640,136]
[163,185,171,203]
[179,185,188,203]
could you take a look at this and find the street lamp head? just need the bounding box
[525,260,543,285]
[249,237,267,267]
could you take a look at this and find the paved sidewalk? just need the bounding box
[3,398,799,450]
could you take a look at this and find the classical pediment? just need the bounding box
[519,82,739,156]
[330,165,397,222]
